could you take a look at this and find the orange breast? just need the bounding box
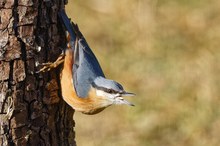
[60,49,110,114]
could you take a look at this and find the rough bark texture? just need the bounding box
[0,0,76,145]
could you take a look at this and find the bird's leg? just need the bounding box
[36,53,65,73]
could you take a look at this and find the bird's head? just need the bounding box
[91,77,135,106]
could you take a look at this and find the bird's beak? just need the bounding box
[121,99,135,106]
[116,91,135,106]
[120,92,136,97]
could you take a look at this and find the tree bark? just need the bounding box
[0,0,76,145]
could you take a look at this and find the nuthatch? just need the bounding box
[59,10,135,115]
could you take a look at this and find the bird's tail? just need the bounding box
[58,9,105,78]
[58,9,76,41]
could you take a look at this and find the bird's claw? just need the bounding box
[36,54,65,73]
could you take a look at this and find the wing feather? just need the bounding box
[73,39,105,98]
[59,10,105,98]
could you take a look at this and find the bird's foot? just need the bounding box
[36,54,65,73]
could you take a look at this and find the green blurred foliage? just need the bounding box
[66,0,220,146]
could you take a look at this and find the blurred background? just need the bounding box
[66,0,220,146]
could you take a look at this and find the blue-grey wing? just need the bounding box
[59,10,105,98]
[73,39,105,98]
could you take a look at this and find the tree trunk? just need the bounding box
[0,0,76,145]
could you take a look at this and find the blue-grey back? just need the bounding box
[59,10,105,98]
[73,39,105,98]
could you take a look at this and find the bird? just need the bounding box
[59,10,135,115]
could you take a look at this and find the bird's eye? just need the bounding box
[107,89,113,93]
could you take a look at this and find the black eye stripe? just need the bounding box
[92,82,118,94]
[106,89,118,94]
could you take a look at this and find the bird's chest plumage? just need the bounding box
[60,50,111,114]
